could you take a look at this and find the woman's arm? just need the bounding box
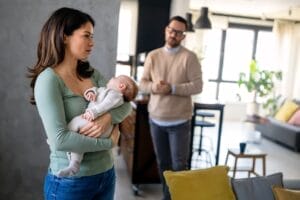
[109,102,132,124]
[35,70,113,154]
[79,102,132,137]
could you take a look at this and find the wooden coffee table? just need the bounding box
[225,148,267,178]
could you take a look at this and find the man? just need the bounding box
[139,16,203,200]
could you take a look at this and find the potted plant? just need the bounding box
[238,60,282,115]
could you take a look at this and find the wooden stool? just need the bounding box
[225,148,267,178]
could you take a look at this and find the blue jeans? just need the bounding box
[44,167,115,200]
[149,119,191,200]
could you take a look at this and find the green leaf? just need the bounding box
[237,59,282,104]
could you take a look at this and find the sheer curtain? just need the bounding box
[292,24,300,100]
[273,20,300,99]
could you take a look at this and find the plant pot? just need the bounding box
[246,102,259,116]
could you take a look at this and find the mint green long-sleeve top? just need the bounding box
[35,68,131,177]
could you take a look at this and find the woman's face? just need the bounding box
[64,22,94,61]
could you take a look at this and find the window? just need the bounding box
[200,23,273,102]
[222,28,254,81]
[115,0,138,77]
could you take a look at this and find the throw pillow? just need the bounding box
[272,186,300,200]
[288,110,300,126]
[231,172,283,200]
[274,100,299,122]
[163,166,236,200]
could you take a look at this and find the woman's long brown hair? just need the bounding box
[28,7,95,105]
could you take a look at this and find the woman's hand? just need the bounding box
[79,112,112,138]
[110,125,120,147]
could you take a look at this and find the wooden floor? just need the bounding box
[114,121,300,200]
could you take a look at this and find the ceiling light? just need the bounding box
[186,12,195,32]
[195,7,212,29]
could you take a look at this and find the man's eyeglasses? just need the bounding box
[167,26,186,37]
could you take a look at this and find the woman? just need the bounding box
[28,7,131,200]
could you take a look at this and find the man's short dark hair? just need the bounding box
[168,16,188,30]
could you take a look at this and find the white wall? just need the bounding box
[170,0,189,17]
[224,102,247,121]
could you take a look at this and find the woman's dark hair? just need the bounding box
[28,7,95,104]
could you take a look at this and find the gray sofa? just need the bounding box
[284,179,300,190]
[231,173,300,200]
[255,117,300,152]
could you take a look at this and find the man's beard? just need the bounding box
[166,37,180,48]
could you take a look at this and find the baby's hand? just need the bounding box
[82,110,95,121]
[84,91,96,102]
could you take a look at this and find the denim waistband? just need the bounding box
[47,166,114,180]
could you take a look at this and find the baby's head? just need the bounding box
[107,75,138,101]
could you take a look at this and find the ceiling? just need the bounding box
[189,0,300,21]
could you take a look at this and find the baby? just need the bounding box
[57,75,138,177]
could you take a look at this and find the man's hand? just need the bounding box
[152,80,171,94]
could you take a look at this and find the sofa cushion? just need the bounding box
[163,166,235,200]
[274,100,299,122]
[288,109,300,126]
[272,186,300,200]
[231,172,283,200]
